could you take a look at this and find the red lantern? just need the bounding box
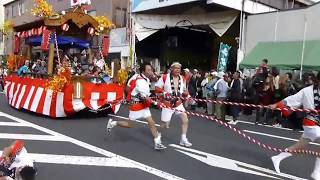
[87,27,95,35]
[102,36,110,57]
[13,36,20,54]
[61,23,69,31]
[32,28,38,36]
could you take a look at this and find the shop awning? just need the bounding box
[134,10,238,41]
[240,41,320,71]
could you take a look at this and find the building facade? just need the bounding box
[132,0,316,72]
[3,0,129,55]
[0,0,14,56]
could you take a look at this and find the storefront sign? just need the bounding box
[132,0,199,12]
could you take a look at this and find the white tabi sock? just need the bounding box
[111,121,117,126]
[181,134,187,141]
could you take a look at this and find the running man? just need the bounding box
[155,62,192,147]
[107,62,166,150]
[269,72,320,180]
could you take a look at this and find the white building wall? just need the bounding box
[244,3,320,56]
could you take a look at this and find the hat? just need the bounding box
[170,62,182,67]
[183,68,190,72]
[211,71,218,76]
[193,69,198,73]
[217,72,225,78]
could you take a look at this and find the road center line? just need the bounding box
[0,133,66,141]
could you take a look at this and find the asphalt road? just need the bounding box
[0,92,317,180]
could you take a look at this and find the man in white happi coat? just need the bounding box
[107,62,166,150]
[0,140,35,180]
[155,62,192,147]
[270,73,320,180]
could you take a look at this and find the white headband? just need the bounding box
[170,62,182,67]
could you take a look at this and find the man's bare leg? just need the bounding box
[272,137,310,173]
[145,116,158,138]
[179,113,192,147]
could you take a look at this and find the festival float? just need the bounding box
[3,0,127,118]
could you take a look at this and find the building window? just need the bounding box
[115,7,125,27]
[18,1,25,16]
[0,30,3,43]
[5,9,9,19]
[12,5,17,17]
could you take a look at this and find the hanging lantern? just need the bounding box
[87,27,95,36]
[41,29,51,51]
[61,23,69,31]
[13,36,20,54]
[102,36,110,57]
[17,32,22,37]
[32,28,38,36]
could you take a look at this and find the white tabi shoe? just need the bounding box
[180,138,192,147]
[106,119,115,133]
[154,142,167,150]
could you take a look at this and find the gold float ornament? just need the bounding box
[1,20,14,35]
[104,64,112,76]
[46,64,71,93]
[117,69,128,86]
[31,0,54,18]
[7,54,16,72]
[93,16,115,35]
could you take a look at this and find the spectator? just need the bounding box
[256,75,275,125]
[206,71,218,115]
[214,72,229,122]
[229,71,243,124]
[38,60,47,75]
[188,69,199,110]
[17,60,31,77]
[256,59,269,78]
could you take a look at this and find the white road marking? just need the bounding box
[243,130,320,146]
[0,122,29,127]
[0,111,184,180]
[0,151,134,168]
[109,114,160,127]
[237,120,303,132]
[170,144,307,180]
[0,133,67,142]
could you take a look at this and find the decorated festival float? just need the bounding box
[3,0,127,118]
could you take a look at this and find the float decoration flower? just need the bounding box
[93,16,115,35]
[1,20,14,35]
[31,0,54,18]
[7,54,16,72]
[46,64,71,94]
[117,69,128,86]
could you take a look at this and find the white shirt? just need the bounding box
[9,148,34,170]
[155,74,186,95]
[95,59,105,70]
[283,85,318,123]
[127,74,151,101]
